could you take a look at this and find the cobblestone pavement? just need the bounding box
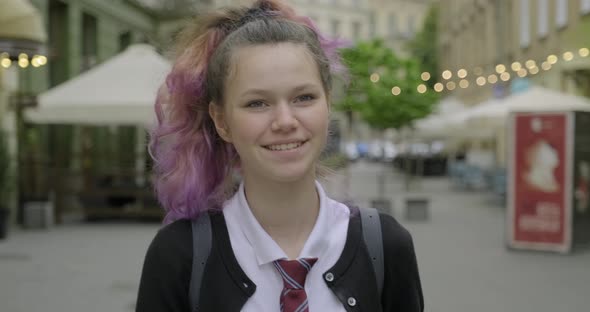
[1,160,589,312]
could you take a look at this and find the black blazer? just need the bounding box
[136,211,423,312]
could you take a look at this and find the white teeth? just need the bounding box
[266,142,303,151]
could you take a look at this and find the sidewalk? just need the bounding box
[1,161,589,312]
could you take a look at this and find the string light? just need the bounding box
[370,73,380,83]
[457,69,468,78]
[417,84,427,93]
[476,76,487,86]
[442,70,452,80]
[1,58,11,68]
[446,81,456,90]
[434,83,444,92]
[362,47,590,96]
[511,62,522,71]
[487,74,498,84]
[18,58,29,68]
[525,60,536,69]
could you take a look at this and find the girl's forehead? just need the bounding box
[226,43,321,87]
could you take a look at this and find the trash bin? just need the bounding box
[0,208,9,239]
[404,197,430,221]
[23,201,54,229]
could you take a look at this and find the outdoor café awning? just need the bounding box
[0,0,46,57]
[25,44,171,126]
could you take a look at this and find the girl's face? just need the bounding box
[210,43,330,184]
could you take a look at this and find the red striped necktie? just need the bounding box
[273,258,318,312]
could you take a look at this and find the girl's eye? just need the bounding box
[245,100,266,108]
[295,94,316,103]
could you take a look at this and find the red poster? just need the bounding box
[508,113,572,252]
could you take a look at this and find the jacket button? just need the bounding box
[347,297,357,307]
[325,272,334,282]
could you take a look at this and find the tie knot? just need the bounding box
[273,258,317,289]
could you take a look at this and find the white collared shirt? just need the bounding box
[223,181,350,312]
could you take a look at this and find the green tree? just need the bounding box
[337,39,438,130]
[408,4,439,89]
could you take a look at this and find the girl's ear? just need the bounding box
[209,102,232,143]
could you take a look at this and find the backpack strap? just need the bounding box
[359,207,384,298]
[189,212,212,312]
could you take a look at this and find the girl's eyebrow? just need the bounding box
[240,83,319,97]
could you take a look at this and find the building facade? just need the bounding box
[438,0,590,105]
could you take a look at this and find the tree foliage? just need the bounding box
[337,39,438,130]
[407,4,439,89]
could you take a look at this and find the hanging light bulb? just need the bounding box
[370,73,380,83]
[476,76,487,86]
[446,81,456,90]
[434,83,444,92]
[442,70,452,80]
[547,54,558,64]
[511,62,522,71]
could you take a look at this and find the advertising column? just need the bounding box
[508,112,573,253]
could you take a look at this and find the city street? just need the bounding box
[1,161,589,312]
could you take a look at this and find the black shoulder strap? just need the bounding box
[189,212,212,312]
[359,207,384,298]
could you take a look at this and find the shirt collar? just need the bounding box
[234,181,330,265]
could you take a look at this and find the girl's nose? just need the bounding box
[271,103,298,132]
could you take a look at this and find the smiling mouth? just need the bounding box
[263,141,307,151]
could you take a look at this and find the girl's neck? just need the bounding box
[242,173,320,258]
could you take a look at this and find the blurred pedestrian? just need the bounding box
[136,1,422,311]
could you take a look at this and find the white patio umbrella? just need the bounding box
[466,86,590,129]
[25,44,171,126]
[414,96,468,139]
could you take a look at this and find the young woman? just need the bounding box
[136,1,423,311]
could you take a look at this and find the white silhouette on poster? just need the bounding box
[524,140,560,193]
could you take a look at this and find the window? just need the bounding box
[388,13,397,38]
[81,12,98,71]
[331,19,341,36]
[556,0,568,28]
[520,0,530,48]
[119,32,132,52]
[352,21,362,41]
[369,12,376,38]
[407,15,416,37]
[582,0,590,14]
[538,0,549,37]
